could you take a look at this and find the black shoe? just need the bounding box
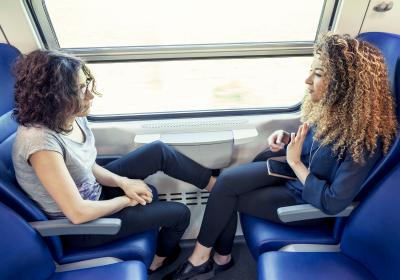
[162,258,214,280]
[148,246,182,275]
[213,257,235,274]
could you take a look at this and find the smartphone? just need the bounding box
[266,158,297,180]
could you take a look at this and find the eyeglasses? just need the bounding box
[80,79,94,97]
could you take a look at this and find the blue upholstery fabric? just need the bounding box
[340,162,400,279]
[258,162,400,280]
[61,231,157,265]
[240,214,338,259]
[258,252,374,280]
[241,31,400,260]
[0,202,147,280]
[0,202,55,280]
[50,261,147,280]
[0,43,156,268]
[0,44,19,116]
[353,32,400,200]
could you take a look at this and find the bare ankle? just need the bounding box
[149,255,166,271]
[213,253,231,265]
[188,242,213,266]
[205,176,217,192]
[188,254,210,266]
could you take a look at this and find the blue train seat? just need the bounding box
[0,43,156,267]
[240,32,400,259]
[258,161,400,280]
[0,202,148,280]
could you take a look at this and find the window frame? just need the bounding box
[24,0,339,120]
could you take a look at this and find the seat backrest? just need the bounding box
[329,32,400,239]
[0,44,20,116]
[0,202,55,280]
[0,43,65,261]
[340,162,400,279]
[342,36,400,268]
[354,32,400,201]
[0,43,19,174]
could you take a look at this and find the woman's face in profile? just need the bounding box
[76,69,95,117]
[305,55,327,103]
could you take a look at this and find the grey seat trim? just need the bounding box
[277,202,358,223]
[55,257,123,272]
[29,218,121,236]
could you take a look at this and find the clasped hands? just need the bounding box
[267,123,309,167]
[118,177,153,206]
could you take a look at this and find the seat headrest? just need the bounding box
[0,44,20,116]
[357,32,400,108]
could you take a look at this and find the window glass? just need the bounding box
[88,57,312,115]
[45,0,325,48]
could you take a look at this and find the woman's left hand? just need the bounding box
[118,178,153,205]
[287,123,309,167]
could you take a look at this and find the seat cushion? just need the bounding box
[258,251,374,280]
[51,260,147,280]
[240,214,338,259]
[60,230,157,268]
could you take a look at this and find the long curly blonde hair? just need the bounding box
[301,34,397,164]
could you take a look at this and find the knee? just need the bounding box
[149,140,171,153]
[148,140,174,161]
[181,204,191,228]
[212,169,236,195]
[175,203,191,230]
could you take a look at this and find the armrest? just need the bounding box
[29,218,121,237]
[277,202,358,223]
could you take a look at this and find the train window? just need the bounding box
[28,0,335,116]
[88,57,311,115]
[44,0,324,48]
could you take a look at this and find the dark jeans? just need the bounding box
[197,149,310,255]
[62,141,212,257]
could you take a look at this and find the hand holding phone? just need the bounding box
[267,130,290,152]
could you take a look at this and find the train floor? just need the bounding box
[150,236,257,280]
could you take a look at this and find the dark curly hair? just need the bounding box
[301,33,397,163]
[13,50,99,133]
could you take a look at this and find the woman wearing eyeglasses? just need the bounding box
[11,50,217,273]
[165,34,398,280]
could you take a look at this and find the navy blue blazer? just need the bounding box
[286,128,383,215]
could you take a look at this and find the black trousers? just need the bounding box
[198,149,310,255]
[62,141,212,257]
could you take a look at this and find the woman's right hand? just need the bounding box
[126,196,140,207]
[267,130,290,152]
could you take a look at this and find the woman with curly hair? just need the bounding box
[166,33,397,280]
[11,50,217,273]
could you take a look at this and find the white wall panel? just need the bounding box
[361,0,400,34]
[0,0,41,52]
[333,0,371,35]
